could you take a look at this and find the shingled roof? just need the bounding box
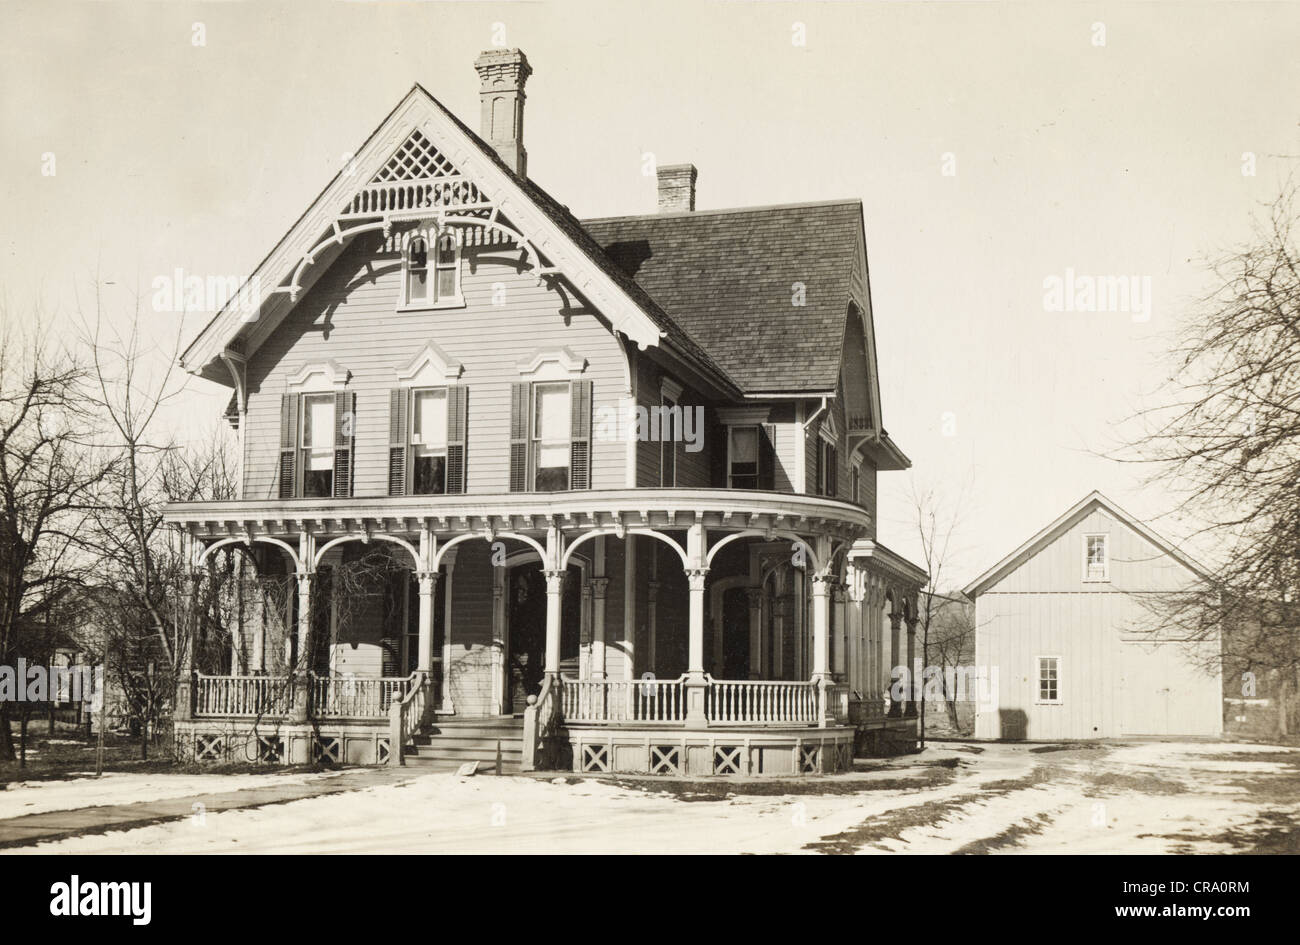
[581,200,865,393]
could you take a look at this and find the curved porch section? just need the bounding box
[164,488,919,772]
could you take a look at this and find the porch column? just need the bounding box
[771,595,787,681]
[887,612,903,718]
[746,587,764,680]
[416,570,439,672]
[684,566,710,728]
[589,577,609,680]
[543,569,565,677]
[646,580,660,674]
[174,568,201,722]
[810,573,831,681]
[290,570,313,722]
[832,582,848,682]
[905,616,919,718]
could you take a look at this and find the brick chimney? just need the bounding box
[656,163,698,212]
[474,48,532,177]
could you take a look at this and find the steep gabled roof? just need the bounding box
[179,84,741,398]
[963,491,1213,599]
[582,200,866,392]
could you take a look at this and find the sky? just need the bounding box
[2,0,1298,587]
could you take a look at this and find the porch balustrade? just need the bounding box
[195,674,293,717]
[561,675,687,723]
[706,678,820,725]
[194,673,414,720]
[560,675,837,727]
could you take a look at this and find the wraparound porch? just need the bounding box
[164,489,925,772]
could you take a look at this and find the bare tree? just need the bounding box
[1131,183,1300,732]
[80,291,239,757]
[907,479,972,747]
[0,320,110,761]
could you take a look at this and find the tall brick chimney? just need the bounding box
[474,48,531,177]
[656,163,698,212]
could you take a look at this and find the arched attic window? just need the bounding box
[400,226,464,311]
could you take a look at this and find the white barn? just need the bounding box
[964,492,1222,741]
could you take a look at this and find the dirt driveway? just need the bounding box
[2,740,1296,854]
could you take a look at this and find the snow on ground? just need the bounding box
[0,770,345,820]
[5,740,1296,854]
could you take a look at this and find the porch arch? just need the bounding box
[561,527,687,570]
[432,530,547,571]
[706,529,818,570]
[312,533,420,571]
[195,536,301,572]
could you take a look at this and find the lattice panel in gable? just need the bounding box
[372,129,459,182]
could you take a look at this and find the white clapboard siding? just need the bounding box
[242,236,629,499]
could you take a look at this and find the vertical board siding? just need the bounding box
[974,506,1221,739]
[242,236,630,499]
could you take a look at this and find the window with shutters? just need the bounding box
[532,382,571,492]
[410,388,448,495]
[400,226,463,310]
[817,436,838,497]
[509,376,590,493]
[300,393,336,498]
[389,383,466,496]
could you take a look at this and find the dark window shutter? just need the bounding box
[712,422,729,488]
[827,443,838,497]
[509,382,530,492]
[333,391,354,497]
[759,423,776,491]
[278,393,298,499]
[569,379,592,490]
[814,437,824,495]
[446,385,468,494]
[388,389,407,496]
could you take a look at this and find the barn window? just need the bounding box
[1083,533,1109,582]
[1037,656,1061,703]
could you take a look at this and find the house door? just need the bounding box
[506,564,546,714]
[721,586,750,679]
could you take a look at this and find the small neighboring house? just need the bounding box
[161,48,927,774]
[963,492,1222,741]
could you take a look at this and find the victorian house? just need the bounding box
[165,49,926,776]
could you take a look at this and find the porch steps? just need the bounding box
[404,717,525,773]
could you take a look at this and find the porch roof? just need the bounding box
[163,489,872,545]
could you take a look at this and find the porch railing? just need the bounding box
[311,675,411,719]
[706,678,819,725]
[561,675,687,723]
[825,682,851,724]
[195,674,293,717]
[388,672,429,766]
[193,673,412,719]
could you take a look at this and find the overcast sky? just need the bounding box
[3,0,1297,586]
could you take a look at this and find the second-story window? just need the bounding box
[410,388,448,495]
[509,376,591,493]
[728,425,759,489]
[815,435,838,497]
[300,392,336,498]
[532,382,571,492]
